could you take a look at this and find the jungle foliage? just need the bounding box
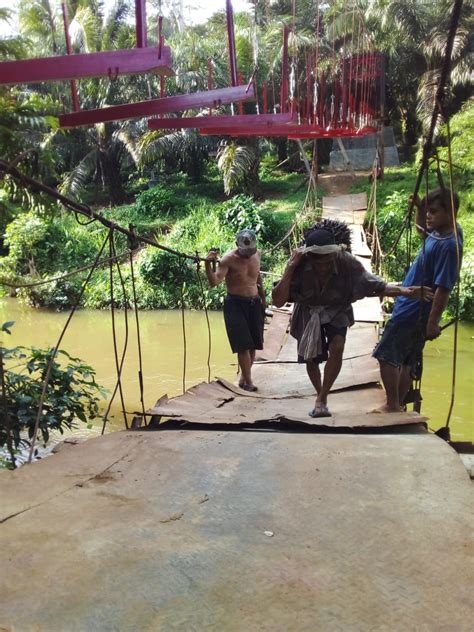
[0,0,472,318]
[0,322,106,468]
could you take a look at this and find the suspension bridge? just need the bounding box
[1,190,472,631]
[0,0,472,628]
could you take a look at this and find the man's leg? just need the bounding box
[238,350,253,386]
[317,334,345,406]
[398,364,412,407]
[306,361,322,395]
[378,360,401,412]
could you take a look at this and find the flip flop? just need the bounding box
[240,383,258,392]
[309,403,331,418]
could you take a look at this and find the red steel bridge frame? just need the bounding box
[0,1,384,140]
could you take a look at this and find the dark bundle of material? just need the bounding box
[303,218,352,252]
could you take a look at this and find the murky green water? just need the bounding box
[0,297,472,442]
[0,298,236,432]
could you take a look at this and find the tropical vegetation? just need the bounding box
[0,0,472,464]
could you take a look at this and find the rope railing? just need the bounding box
[0,160,203,265]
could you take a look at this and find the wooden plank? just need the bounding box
[322,192,367,212]
[255,310,290,362]
[148,378,426,429]
[59,84,256,128]
[149,112,293,131]
[350,224,372,257]
[353,296,383,322]
[0,46,173,86]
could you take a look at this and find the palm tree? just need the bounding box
[364,0,473,144]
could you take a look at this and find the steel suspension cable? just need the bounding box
[194,259,212,383]
[443,113,462,431]
[179,263,187,394]
[110,232,130,429]
[0,161,201,264]
[101,230,129,433]
[129,248,147,423]
[27,231,111,463]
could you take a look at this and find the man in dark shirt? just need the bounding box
[272,228,432,418]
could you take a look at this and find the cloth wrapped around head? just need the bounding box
[236,229,257,257]
[302,227,346,255]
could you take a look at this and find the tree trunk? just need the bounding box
[101,151,126,205]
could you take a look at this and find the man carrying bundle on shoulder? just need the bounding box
[373,188,463,412]
[272,220,433,418]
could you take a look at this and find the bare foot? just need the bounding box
[370,404,402,414]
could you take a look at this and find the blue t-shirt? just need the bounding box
[390,226,463,324]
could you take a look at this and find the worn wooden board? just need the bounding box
[350,224,372,257]
[255,310,291,362]
[322,193,367,225]
[148,378,426,430]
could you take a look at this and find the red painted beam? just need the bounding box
[0,46,173,86]
[59,84,256,128]
[135,0,147,48]
[148,113,293,131]
[226,0,238,87]
[199,122,377,138]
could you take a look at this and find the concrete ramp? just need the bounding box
[0,431,472,631]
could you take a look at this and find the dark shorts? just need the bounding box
[372,319,426,370]
[223,294,264,354]
[297,323,347,365]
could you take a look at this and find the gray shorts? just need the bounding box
[372,319,425,369]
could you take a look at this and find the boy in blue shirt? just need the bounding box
[373,188,463,412]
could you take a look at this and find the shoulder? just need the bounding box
[340,251,364,271]
[220,250,236,266]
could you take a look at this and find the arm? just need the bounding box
[426,287,451,339]
[205,251,229,287]
[272,249,304,307]
[257,273,267,309]
[381,284,434,301]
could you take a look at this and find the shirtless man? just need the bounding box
[205,229,266,392]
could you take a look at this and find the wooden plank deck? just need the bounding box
[0,194,472,631]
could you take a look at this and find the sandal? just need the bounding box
[309,403,331,418]
[240,383,258,392]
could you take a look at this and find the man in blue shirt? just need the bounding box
[373,188,463,412]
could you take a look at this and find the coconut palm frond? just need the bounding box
[18,0,61,55]
[217,142,257,195]
[113,125,141,166]
[102,0,130,50]
[59,150,97,199]
[450,56,474,87]
[69,6,100,53]
[417,69,444,136]
[424,27,470,62]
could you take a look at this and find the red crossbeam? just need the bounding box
[148,113,293,131]
[59,84,256,128]
[199,122,377,138]
[0,46,173,86]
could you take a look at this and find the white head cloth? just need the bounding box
[302,244,346,255]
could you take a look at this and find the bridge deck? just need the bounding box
[0,193,472,631]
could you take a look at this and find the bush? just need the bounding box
[0,322,106,468]
[134,185,182,220]
[219,194,265,235]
